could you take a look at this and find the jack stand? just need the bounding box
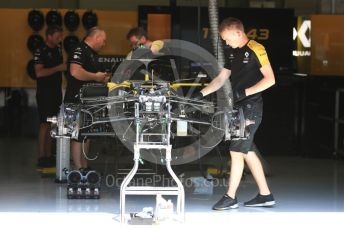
[55,136,70,183]
[119,102,185,224]
[120,144,185,223]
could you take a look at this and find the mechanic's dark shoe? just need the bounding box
[212,194,238,210]
[244,194,276,207]
[37,157,47,168]
[45,156,56,167]
[79,167,92,175]
[37,157,52,168]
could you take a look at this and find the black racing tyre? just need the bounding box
[46,10,62,27]
[28,9,44,31]
[64,10,80,32]
[27,34,44,53]
[26,59,37,80]
[63,35,80,54]
[82,11,98,30]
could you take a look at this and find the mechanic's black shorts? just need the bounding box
[229,97,263,154]
[36,92,61,123]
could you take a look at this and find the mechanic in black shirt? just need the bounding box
[64,27,110,170]
[194,17,276,209]
[34,25,66,167]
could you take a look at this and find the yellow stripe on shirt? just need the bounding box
[151,40,164,52]
[247,40,270,67]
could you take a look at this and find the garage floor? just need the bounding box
[0,137,344,229]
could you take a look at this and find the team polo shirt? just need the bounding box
[33,44,63,96]
[224,40,270,104]
[64,41,100,103]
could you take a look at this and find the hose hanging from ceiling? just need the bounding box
[208,0,233,111]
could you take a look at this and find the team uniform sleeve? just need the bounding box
[151,40,164,52]
[252,44,270,68]
[223,49,232,70]
[69,46,84,66]
[33,48,44,65]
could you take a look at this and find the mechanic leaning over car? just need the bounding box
[64,27,110,171]
[126,27,164,59]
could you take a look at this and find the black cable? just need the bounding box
[216,33,220,60]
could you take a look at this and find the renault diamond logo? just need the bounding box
[293,20,311,48]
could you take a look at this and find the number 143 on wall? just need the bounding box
[246,28,270,40]
[202,27,270,40]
